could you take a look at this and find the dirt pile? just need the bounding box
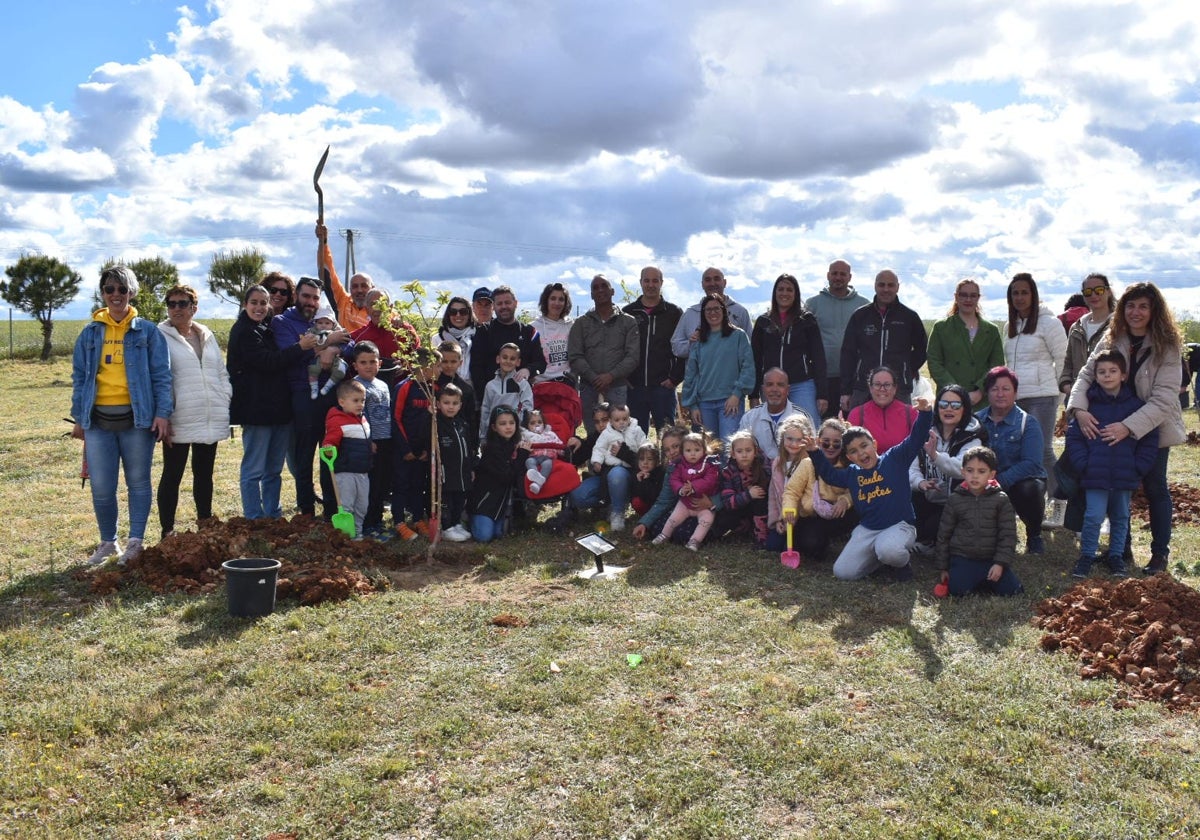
[84,516,432,605]
[1036,575,1200,709]
[1130,482,1200,526]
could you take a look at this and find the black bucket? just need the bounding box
[221,557,282,618]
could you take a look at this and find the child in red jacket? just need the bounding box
[322,379,372,538]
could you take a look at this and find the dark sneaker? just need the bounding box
[1103,554,1128,579]
[1070,555,1093,579]
[891,562,914,582]
[1144,553,1169,575]
[1026,536,1045,555]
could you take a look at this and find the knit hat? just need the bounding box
[314,303,338,325]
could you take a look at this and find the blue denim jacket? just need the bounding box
[72,316,174,429]
[975,404,1046,489]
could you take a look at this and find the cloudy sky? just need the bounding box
[2,0,1199,323]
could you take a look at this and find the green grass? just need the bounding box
[2,358,1200,838]
[0,319,237,359]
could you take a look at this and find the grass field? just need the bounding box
[0,319,238,359]
[2,358,1200,838]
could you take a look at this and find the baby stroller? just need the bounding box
[520,381,583,504]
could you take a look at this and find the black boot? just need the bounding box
[1144,553,1169,575]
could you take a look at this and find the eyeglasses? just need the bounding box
[448,307,469,316]
[1082,286,1108,297]
[819,440,842,450]
[870,382,895,390]
[268,286,290,296]
[103,285,129,295]
[955,292,980,300]
[937,399,964,410]
[703,307,724,314]
[166,300,193,309]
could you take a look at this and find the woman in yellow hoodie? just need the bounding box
[71,266,173,566]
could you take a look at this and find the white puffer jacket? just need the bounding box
[160,321,232,444]
[1003,305,1067,400]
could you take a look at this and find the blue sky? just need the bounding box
[2,0,1199,322]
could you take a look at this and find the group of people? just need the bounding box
[71,246,1186,588]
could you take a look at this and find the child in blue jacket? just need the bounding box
[1065,351,1159,578]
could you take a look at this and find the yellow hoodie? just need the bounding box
[93,307,138,406]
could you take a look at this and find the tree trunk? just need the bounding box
[39,318,53,361]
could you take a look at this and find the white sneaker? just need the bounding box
[609,513,626,532]
[118,537,143,567]
[87,540,120,566]
[443,524,471,542]
[526,468,545,485]
[529,482,543,495]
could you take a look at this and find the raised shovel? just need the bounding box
[781,508,802,569]
[318,446,357,538]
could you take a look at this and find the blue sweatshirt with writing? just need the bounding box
[812,409,933,530]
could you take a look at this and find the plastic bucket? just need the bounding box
[222,557,282,618]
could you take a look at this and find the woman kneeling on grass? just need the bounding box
[468,406,531,543]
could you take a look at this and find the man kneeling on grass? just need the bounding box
[805,396,932,580]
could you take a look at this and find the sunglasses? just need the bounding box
[937,399,964,410]
[448,307,469,316]
[819,439,843,450]
[166,300,193,309]
[103,285,129,295]
[1082,286,1108,297]
[268,286,290,296]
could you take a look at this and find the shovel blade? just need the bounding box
[332,509,356,538]
[780,551,802,569]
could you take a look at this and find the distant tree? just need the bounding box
[95,256,180,323]
[1,254,82,360]
[208,248,267,304]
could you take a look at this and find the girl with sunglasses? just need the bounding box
[908,384,988,550]
[71,266,173,566]
[438,297,477,384]
[780,417,856,563]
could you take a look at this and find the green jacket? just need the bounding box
[926,315,1005,405]
[935,482,1017,570]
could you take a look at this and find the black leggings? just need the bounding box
[1005,477,1046,534]
[158,441,218,533]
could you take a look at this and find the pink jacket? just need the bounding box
[670,456,720,510]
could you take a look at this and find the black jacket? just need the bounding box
[750,310,827,400]
[437,412,478,494]
[469,320,547,386]
[468,436,531,520]
[435,373,477,435]
[622,297,684,386]
[839,299,928,396]
[226,310,306,426]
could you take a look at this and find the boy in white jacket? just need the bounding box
[591,404,648,471]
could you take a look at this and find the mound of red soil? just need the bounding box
[1036,575,1200,709]
[84,516,440,605]
[1130,482,1200,526]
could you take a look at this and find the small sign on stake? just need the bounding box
[574,532,626,579]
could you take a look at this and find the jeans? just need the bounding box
[946,555,1024,596]
[1017,395,1060,496]
[787,380,820,432]
[581,382,628,438]
[471,513,508,543]
[158,441,218,532]
[628,384,678,433]
[84,426,156,541]
[696,398,743,449]
[240,424,291,519]
[569,465,632,515]
[1082,488,1131,560]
